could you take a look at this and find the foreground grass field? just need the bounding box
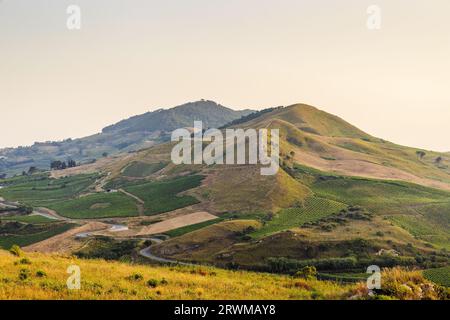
[0,249,355,300]
[0,250,447,300]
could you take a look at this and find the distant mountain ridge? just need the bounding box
[0,100,254,177]
[103,100,252,133]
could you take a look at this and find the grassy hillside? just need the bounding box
[154,163,450,270]
[240,104,450,190]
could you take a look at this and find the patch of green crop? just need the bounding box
[164,219,223,237]
[423,266,450,287]
[0,215,56,224]
[251,196,346,238]
[123,175,204,215]
[0,173,98,207]
[47,192,138,219]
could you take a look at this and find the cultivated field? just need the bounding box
[137,212,218,235]
[423,266,450,287]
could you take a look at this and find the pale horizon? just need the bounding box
[1,0,450,152]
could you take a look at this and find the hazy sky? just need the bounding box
[1,0,449,151]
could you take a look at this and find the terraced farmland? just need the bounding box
[123,175,204,215]
[251,196,346,238]
[312,176,449,215]
[423,266,450,287]
[122,161,167,178]
[0,222,75,249]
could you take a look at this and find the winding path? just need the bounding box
[119,188,145,216]
[138,238,192,265]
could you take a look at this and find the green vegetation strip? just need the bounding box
[0,223,76,249]
[0,215,56,224]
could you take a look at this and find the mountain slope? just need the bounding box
[103,100,252,133]
[235,104,450,191]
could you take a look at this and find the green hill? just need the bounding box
[103,100,252,134]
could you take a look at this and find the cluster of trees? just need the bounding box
[50,159,77,170]
[416,151,446,165]
[21,166,39,176]
[416,150,426,159]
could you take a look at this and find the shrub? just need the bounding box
[294,266,317,280]
[18,269,30,281]
[36,270,47,278]
[126,273,143,281]
[378,267,440,300]
[147,279,159,288]
[19,257,32,265]
[9,245,23,257]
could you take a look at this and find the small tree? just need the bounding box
[50,160,62,170]
[28,166,38,175]
[416,150,426,160]
[294,266,317,280]
[435,156,443,164]
[67,159,77,168]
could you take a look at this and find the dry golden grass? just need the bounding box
[0,249,356,300]
[136,211,217,236]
